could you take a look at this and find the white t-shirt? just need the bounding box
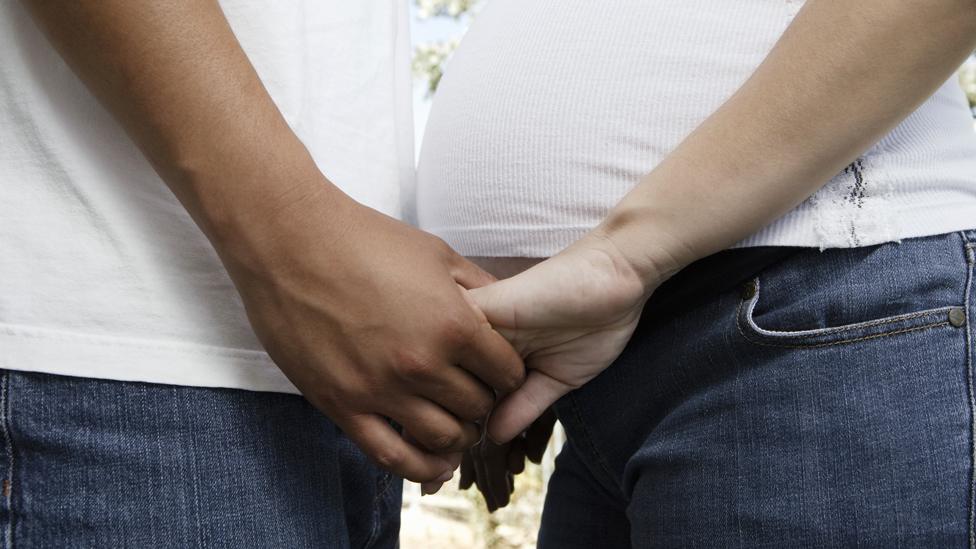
[0,1,414,394]
[417,0,976,256]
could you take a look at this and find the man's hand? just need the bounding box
[228,191,525,482]
[457,408,557,511]
[20,0,525,484]
[469,235,655,444]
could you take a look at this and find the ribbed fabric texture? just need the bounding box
[416,0,976,256]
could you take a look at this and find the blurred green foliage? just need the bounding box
[959,59,976,114]
[412,0,480,96]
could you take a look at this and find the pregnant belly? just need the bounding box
[416,0,794,258]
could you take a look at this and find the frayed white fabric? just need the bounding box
[417,0,976,255]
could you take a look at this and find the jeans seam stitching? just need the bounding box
[736,298,955,349]
[0,373,13,549]
[736,276,961,347]
[361,471,398,548]
[178,389,206,549]
[371,473,395,505]
[363,497,380,549]
[962,233,976,549]
[567,393,618,494]
[743,278,953,336]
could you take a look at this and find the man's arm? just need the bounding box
[22,0,525,482]
[474,0,976,443]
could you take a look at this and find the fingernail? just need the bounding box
[436,470,453,483]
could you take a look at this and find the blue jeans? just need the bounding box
[540,230,976,548]
[0,372,401,548]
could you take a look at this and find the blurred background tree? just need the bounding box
[416,0,478,18]
[412,0,481,96]
[406,3,558,547]
[959,57,976,115]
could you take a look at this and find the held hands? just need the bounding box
[459,408,557,511]
[238,188,656,488]
[229,192,525,483]
[455,233,658,507]
[469,233,657,444]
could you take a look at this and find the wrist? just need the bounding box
[592,204,699,295]
[186,149,355,282]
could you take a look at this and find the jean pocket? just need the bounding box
[735,276,965,349]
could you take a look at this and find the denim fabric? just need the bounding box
[0,372,401,548]
[540,230,976,548]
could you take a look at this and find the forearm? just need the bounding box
[598,0,976,286]
[22,0,344,269]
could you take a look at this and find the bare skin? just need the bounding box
[475,0,976,445]
[21,0,525,484]
[454,0,976,507]
[458,408,556,511]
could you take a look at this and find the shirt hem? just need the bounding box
[0,323,299,394]
[426,202,976,257]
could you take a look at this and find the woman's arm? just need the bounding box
[605,0,976,284]
[476,0,976,443]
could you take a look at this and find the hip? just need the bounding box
[553,229,976,545]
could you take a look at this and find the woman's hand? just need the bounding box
[470,234,659,443]
[470,0,976,447]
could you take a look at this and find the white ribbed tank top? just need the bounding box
[416,0,976,256]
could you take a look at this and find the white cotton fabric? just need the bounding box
[0,1,414,393]
[416,0,976,256]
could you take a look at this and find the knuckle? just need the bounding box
[431,235,456,256]
[393,350,438,379]
[304,387,347,419]
[373,447,405,471]
[468,393,494,420]
[315,382,372,419]
[427,428,464,452]
[423,233,456,262]
[439,316,477,349]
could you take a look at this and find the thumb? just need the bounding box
[466,282,518,343]
[487,370,571,443]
